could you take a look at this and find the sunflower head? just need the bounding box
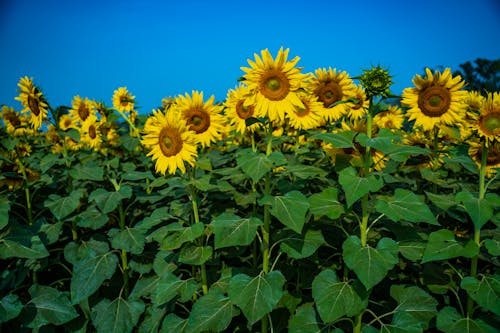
[14,76,49,130]
[468,140,500,177]
[357,65,393,99]
[112,87,135,113]
[224,85,260,135]
[475,92,500,145]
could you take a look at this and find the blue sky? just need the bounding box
[1,0,499,114]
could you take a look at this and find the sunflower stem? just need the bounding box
[115,109,141,140]
[15,158,33,226]
[118,203,130,298]
[360,98,373,247]
[466,141,488,318]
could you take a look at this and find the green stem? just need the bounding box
[353,311,363,333]
[118,204,129,298]
[360,99,373,247]
[262,173,271,274]
[15,158,33,225]
[466,141,488,318]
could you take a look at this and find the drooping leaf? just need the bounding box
[461,275,500,316]
[288,303,321,333]
[25,284,78,328]
[0,197,10,230]
[236,148,273,182]
[436,306,497,333]
[44,190,83,220]
[422,229,479,263]
[312,269,366,323]
[228,271,285,324]
[0,226,49,259]
[343,236,399,289]
[186,288,237,333]
[270,190,310,234]
[339,167,383,207]
[390,285,438,329]
[310,130,356,148]
[71,251,119,304]
[68,164,104,181]
[375,188,438,225]
[178,245,213,265]
[456,191,494,230]
[108,227,145,254]
[211,212,263,249]
[308,187,345,220]
[91,297,145,333]
[0,294,23,323]
[280,229,325,259]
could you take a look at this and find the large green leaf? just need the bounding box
[160,314,188,333]
[68,164,104,181]
[0,226,49,259]
[461,275,500,316]
[280,229,325,259]
[484,239,500,256]
[0,294,23,323]
[270,190,310,234]
[436,306,497,333]
[89,186,133,214]
[137,304,166,333]
[152,273,184,305]
[0,197,10,230]
[310,130,356,148]
[390,285,438,329]
[71,251,119,304]
[134,207,173,231]
[211,212,263,249]
[159,223,205,250]
[63,239,109,265]
[236,148,273,182]
[178,245,213,265]
[25,285,78,328]
[343,236,399,289]
[129,276,160,301]
[398,241,426,262]
[425,192,457,211]
[339,167,383,207]
[312,269,366,323]
[91,297,145,333]
[421,229,479,263]
[44,189,84,220]
[308,187,345,220]
[186,288,237,333]
[73,205,109,230]
[108,227,145,254]
[228,271,285,324]
[288,303,321,333]
[375,188,438,225]
[456,191,494,230]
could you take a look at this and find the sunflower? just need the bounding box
[69,96,95,124]
[471,92,500,146]
[173,90,226,148]
[460,90,486,139]
[241,47,307,122]
[112,87,135,113]
[373,105,405,131]
[307,67,357,123]
[59,114,77,131]
[346,84,369,121]
[286,92,325,130]
[1,106,32,136]
[402,68,467,131]
[80,114,102,151]
[14,76,48,130]
[141,109,199,175]
[224,85,260,135]
[468,139,500,177]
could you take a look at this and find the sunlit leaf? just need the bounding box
[228,271,285,324]
[108,227,145,254]
[236,148,273,182]
[343,236,399,289]
[308,187,344,220]
[270,190,309,234]
[211,212,262,249]
[25,285,78,328]
[339,167,383,207]
[288,303,321,333]
[312,269,366,323]
[186,288,237,333]
[91,297,145,333]
[376,188,438,225]
[461,275,500,316]
[436,306,497,333]
[0,294,23,323]
[422,229,479,263]
[280,229,325,259]
[310,130,356,148]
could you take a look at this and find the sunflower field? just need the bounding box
[1,48,499,333]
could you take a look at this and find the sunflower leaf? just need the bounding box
[270,190,309,234]
[236,148,273,182]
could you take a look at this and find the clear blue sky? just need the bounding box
[1,0,499,114]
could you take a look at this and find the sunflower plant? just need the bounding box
[0,51,499,333]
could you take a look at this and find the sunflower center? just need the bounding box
[418,86,451,117]
[89,125,97,139]
[78,104,89,121]
[481,112,500,135]
[159,126,183,157]
[317,81,343,108]
[294,105,310,118]
[28,96,41,116]
[120,96,129,107]
[488,145,500,165]
[260,70,290,101]
[236,100,254,120]
[186,109,210,134]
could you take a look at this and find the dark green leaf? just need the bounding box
[44,190,83,220]
[129,276,160,301]
[343,236,399,289]
[425,192,457,211]
[39,220,63,244]
[212,212,262,249]
[312,269,366,323]
[121,170,154,181]
[73,205,109,229]
[280,229,325,259]
[159,223,205,250]
[270,190,310,234]
[390,285,438,329]
[178,245,212,265]
[484,239,500,256]
[152,273,184,305]
[461,275,500,316]
[288,303,320,333]
[436,306,497,333]
[153,250,177,276]
[0,197,10,230]
[91,297,145,333]
[160,314,188,333]
[186,288,237,333]
[228,271,285,324]
[376,189,438,225]
[309,187,345,220]
[89,186,132,214]
[236,148,273,182]
[456,191,494,230]
[310,131,356,148]
[26,285,78,327]
[0,294,23,323]
[108,227,145,254]
[339,167,383,207]
[422,229,479,263]
[137,304,166,333]
[63,239,109,265]
[0,227,49,259]
[398,241,425,261]
[69,164,104,181]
